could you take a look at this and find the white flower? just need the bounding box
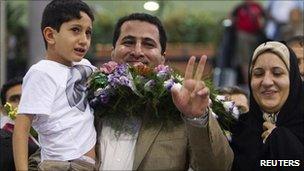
[232,106,240,119]
[224,130,232,142]
[144,80,155,92]
[215,95,226,101]
[222,101,235,112]
[175,74,184,82]
[163,79,174,90]
[171,82,182,91]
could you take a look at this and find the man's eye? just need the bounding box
[8,94,21,103]
[123,40,133,45]
[144,42,155,47]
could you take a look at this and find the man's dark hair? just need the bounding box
[112,13,167,55]
[1,77,23,106]
[41,0,94,49]
[286,35,304,47]
[218,86,248,98]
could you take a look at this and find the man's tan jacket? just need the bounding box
[96,114,233,171]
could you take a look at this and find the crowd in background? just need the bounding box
[215,0,303,90]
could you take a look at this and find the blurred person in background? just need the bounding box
[281,8,304,41]
[230,41,304,171]
[286,35,304,81]
[264,0,304,41]
[0,77,22,128]
[218,86,249,114]
[231,0,265,86]
[0,77,39,171]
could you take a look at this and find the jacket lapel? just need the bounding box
[132,122,163,170]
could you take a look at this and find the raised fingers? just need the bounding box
[194,55,207,81]
[185,56,196,80]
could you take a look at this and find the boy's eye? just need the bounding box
[71,27,80,32]
[86,30,92,36]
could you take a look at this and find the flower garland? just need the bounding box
[88,62,240,135]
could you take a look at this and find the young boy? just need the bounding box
[13,0,96,170]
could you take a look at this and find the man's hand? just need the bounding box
[171,55,210,118]
[261,121,276,143]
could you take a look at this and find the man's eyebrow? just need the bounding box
[142,37,158,45]
[143,37,156,42]
[121,35,135,40]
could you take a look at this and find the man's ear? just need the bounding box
[110,47,115,60]
[43,27,56,45]
[161,51,166,64]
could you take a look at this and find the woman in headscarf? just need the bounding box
[230,41,304,171]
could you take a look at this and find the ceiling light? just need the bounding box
[143,1,159,11]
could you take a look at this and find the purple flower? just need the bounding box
[164,79,175,90]
[99,92,109,104]
[107,64,131,88]
[119,76,130,86]
[94,87,110,104]
[154,65,172,80]
[115,64,128,75]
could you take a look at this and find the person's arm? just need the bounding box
[186,113,233,171]
[171,55,233,170]
[13,114,33,171]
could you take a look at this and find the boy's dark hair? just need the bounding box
[41,0,94,49]
[286,35,304,47]
[1,77,23,106]
[112,13,167,55]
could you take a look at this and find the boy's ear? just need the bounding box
[43,27,56,45]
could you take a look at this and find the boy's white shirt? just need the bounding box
[18,58,96,161]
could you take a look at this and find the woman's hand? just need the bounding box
[261,121,277,143]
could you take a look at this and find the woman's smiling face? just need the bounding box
[250,52,290,113]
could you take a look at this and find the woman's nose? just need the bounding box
[261,72,274,87]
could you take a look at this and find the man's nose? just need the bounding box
[132,43,144,58]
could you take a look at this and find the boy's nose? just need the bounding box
[79,33,90,45]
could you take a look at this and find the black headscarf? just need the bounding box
[231,43,304,171]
